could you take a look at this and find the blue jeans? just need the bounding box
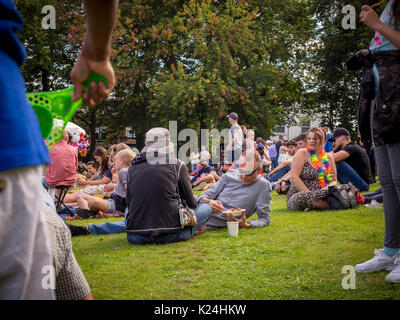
[89,208,128,235]
[335,160,369,192]
[265,166,290,183]
[127,203,212,245]
[271,156,278,169]
[89,219,127,235]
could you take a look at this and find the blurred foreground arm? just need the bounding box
[71,0,118,107]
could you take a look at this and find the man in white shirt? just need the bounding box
[225,112,243,164]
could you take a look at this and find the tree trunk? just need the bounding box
[136,132,145,151]
[88,109,97,161]
[42,69,50,91]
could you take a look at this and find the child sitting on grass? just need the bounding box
[73,149,136,219]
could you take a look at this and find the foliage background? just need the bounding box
[17,0,382,154]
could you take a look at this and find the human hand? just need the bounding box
[360,5,382,31]
[77,179,88,186]
[275,180,282,193]
[268,171,274,178]
[209,200,226,214]
[70,52,115,107]
[226,211,250,228]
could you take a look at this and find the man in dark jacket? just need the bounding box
[125,128,212,244]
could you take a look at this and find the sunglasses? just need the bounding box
[238,167,260,176]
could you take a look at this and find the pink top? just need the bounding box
[45,141,78,186]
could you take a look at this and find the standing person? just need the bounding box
[268,140,278,168]
[354,1,400,283]
[0,0,117,299]
[275,134,285,155]
[322,127,333,152]
[190,148,200,173]
[225,112,243,164]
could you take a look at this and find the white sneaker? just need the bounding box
[385,257,400,283]
[355,249,397,273]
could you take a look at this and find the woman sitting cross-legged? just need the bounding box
[287,126,337,211]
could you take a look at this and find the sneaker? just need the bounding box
[385,257,400,283]
[65,222,90,237]
[355,249,398,273]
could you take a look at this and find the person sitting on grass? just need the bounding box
[357,188,383,205]
[125,127,212,245]
[286,127,337,211]
[43,129,78,200]
[266,139,298,183]
[190,159,212,185]
[73,149,136,218]
[330,128,372,192]
[192,161,234,191]
[85,161,98,179]
[197,148,271,232]
[268,134,307,190]
[64,144,131,206]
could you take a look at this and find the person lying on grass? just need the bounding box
[197,148,271,232]
[73,149,136,218]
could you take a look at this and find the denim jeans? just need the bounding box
[89,219,127,235]
[335,160,369,192]
[89,209,128,235]
[127,203,212,245]
[265,166,290,183]
[271,156,279,169]
[375,142,400,248]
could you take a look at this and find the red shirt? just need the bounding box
[45,140,78,186]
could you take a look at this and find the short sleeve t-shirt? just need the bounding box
[105,164,114,179]
[0,0,49,171]
[369,0,399,91]
[113,168,129,199]
[337,142,372,184]
[229,124,243,150]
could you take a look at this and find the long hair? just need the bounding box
[391,0,400,28]
[94,147,109,174]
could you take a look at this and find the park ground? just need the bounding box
[69,183,400,300]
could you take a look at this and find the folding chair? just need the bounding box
[54,185,75,216]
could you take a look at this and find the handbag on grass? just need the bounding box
[327,183,359,210]
[176,161,197,228]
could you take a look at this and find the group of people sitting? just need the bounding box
[35,124,380,300]
[61,124,376,246]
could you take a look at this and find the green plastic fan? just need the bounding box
[27,72,108,150]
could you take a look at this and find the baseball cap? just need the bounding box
[226,112,238,120]
[328,128,350,142]
[266,140,272,144]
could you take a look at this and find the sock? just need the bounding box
[384,247,400,257]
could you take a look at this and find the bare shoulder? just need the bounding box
[295,148,308,160]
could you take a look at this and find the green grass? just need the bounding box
[70,183,400,300]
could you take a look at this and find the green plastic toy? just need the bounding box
[27,72,108,150]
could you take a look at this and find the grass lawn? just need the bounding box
[70,183,400,300]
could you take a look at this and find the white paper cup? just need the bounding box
[227,221,239,237]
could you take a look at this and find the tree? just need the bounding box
[307,0,384,137]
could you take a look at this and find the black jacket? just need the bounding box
[349,50,400,146]
[125,152,197,235]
